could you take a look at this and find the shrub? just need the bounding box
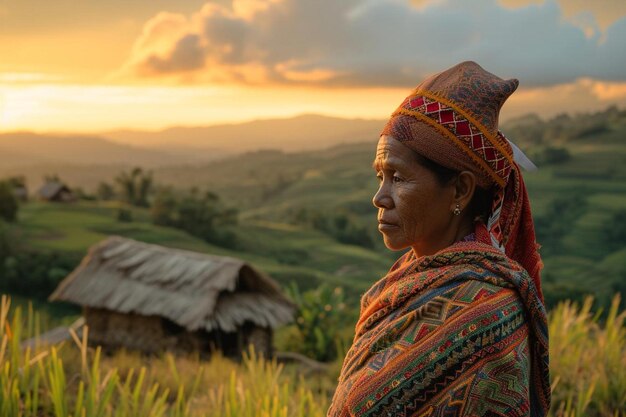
[0,181,19,222]
[0,220,12,262]
[282,284,353,362]
[116,208,133,222]
[0,250,82,299]
[150,188,239,248]
[151,188,178,226]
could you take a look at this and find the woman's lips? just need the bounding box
[378,220,399,231]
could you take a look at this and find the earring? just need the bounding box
[453,203,461,216]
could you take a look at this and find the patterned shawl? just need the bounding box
[328,240,550,417]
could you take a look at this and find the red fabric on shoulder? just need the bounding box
[475,163,544,302]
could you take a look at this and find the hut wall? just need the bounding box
[242,323,272,358]
[160,317,211,355]
[84,308,233,357]
[84,309,274,358]
[58,190,75,202]
[85,307,167,354]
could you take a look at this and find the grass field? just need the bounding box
[1,294,623,417]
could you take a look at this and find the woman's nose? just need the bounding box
[372,182,393,209]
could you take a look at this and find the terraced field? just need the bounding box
[2,107,625,313]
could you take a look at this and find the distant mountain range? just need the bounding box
[104,114,385,153]
[0,115,386,168]
[0,132,207,168]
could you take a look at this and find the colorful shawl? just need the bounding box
[328,240,550,417]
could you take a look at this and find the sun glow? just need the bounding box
[0,82,405,133]
[3,76,626,133]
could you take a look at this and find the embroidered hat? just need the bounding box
[381,61,544,301]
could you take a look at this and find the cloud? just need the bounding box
[499,0,626,31]
[116,0,626,88]
[503,79,626,120]
[144,34,206,73]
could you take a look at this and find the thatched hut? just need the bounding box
[49,236,296,358]
[38,181,75,202]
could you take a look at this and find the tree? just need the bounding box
[5,176,27,201]
[73,187,96,201]
[115,167,153,207]
[150,187,178,226]
[0,181,19,222]
[6,176,26,188]
[96,182,116,201]
[152,188,238,247]
[43,173,62,183]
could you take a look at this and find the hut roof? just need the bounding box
[50,236,296,332]
[38,181,70,200]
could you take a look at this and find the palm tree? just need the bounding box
[115,167,153,207]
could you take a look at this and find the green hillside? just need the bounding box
[7,201,391,299]
[156,107,626,309]
[1,107,625,313]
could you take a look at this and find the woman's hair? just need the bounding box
[413,152,494,223]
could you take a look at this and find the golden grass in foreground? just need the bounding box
[1,294,624,416]
[548,295,625,417]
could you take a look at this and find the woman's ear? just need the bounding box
[453,171,476,211]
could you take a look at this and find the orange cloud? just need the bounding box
[588,80,626,101]
[112,12,191,81]
[113,1,322,85]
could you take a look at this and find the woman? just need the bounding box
[328,62,550,417]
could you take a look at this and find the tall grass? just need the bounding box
[548,295,625,417]
[1,294,624,416]
[0,295,328,417]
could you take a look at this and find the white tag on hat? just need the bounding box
[506,138,537,171]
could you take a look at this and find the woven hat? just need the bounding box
[381,61,544,301]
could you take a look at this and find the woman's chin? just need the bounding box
[382,238,409,251]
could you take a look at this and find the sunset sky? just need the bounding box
[1,0,625,133]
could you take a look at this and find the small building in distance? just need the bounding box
[38,181,75,202]
[49,236,296,358]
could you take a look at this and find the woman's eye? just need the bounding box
[392,175,403,183]
[376,172,383,181]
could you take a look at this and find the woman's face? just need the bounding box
[372,135,458,256]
